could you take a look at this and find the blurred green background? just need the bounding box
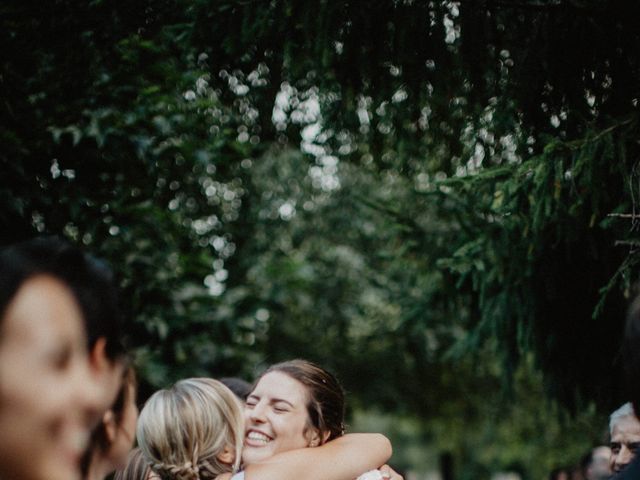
[2,1,639,478]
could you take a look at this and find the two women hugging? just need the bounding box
[133,359,402,480]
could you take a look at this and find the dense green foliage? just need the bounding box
[2,0,639,476]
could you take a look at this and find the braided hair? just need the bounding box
[138,378,244,480]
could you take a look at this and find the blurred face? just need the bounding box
[586,446,612,480]
[242,371,313,465]
[0,275,100,480]
[610,415,640,473]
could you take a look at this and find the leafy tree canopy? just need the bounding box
[2,0,639,476]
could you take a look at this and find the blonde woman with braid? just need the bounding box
[136,377,391,480]
[113,448,159,480]
[137,378,243,479]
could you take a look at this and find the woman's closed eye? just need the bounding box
[272,402,290,413]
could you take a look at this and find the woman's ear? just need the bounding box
[102,409,117,444]
[307,429,326,447]
[216,444,236,465]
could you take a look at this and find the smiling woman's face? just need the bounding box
[242,371,312,465]
[0,275,99,480]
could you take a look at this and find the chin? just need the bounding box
[243,448,272,465]
[44,466,81,480]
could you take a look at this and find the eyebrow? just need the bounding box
[247,394,295,408]
[271,398,295,408]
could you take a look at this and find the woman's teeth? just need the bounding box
[247,431,271,444]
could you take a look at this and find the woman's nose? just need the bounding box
[249,402,267,422]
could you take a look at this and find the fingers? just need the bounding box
[379,464,404,480]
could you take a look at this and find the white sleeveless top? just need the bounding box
[230,470,384,480]
[230,468,379,480]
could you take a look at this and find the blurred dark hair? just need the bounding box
[255,359,345,442]
[0,236,125,360]
[219,376,252,401]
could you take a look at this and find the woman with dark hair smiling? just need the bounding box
[242,359,347,463]
[240,359,400,480]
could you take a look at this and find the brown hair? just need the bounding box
[257,359,346,443]
[111,367,137,426]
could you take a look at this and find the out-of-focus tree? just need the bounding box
[183,0,640,410]
[0,1,269,387]
[1,0,639,476]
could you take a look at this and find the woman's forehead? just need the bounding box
[1,275,84,346]
[252,371,308,404]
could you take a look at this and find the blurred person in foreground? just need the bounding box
[65,237,128,414]
[612,292,640,479]
[53,234,139,480]
[0,238,104,480]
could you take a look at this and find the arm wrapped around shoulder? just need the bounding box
[246,432,393,480]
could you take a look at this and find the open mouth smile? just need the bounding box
[245,430,273,446]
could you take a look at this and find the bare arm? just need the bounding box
[244,433,392,480]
